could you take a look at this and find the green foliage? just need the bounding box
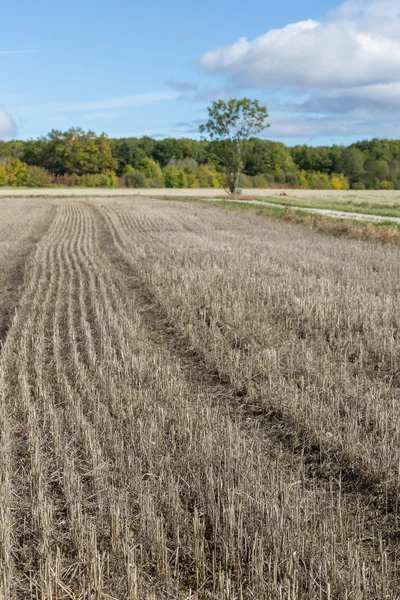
[177,169,188,188]
[0,163,8,186]
[381,180,395,190]
[125,171,148,188]
[336,147,365,183]
[7,159,28,186]
[26,166,52,187]
[137,157,163,180]
[238,173,253,188]
[330,173,350,190]
[162,165,180,188]
[285,172,299,187]
[200,98,269,193]
[251,174,270,188]
[122,164,135,175]
[351,182,366,190]
[246,139,296,176]
[23,128,117,176]
[168,156,199,172]
[196,165,221,188]
[4,126,400,190]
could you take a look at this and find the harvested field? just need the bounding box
[1,195,400,599]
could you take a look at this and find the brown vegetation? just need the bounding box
[1,196,400,598]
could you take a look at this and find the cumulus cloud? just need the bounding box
[0,109,16,137]
[199,0,400,139]
[201,2,400,90]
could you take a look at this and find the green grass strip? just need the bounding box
[258,195,400,218]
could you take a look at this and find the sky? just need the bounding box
[2,0,400,146]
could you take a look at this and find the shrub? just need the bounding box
[196,165,221,188]
[380,180,395,190]
[26,166,52,187]
[285,172,299,187]
[0,163,8,186]
[177,169,188,188]
[125,171,148,188]
[308,172,332,190]
[186,172,199,188]
[69,173,81,187]
[350,181,366,190]
[330,173,350,190]
[163,165,180,188]
[238,173,253,188]
[251,174,270,188]
[147,177,164,188]
[100,171,118,188]
[7,159,28,186]
[137,157,163,180]
[168,156,199,173]
[274,171,286,184]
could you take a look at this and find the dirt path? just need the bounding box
[209,197,400,224]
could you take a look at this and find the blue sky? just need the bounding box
[2,0,400,145]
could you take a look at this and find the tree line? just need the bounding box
[1,128,400,190]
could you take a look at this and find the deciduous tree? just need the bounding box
[199,98,269,193]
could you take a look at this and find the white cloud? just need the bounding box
[200,4,400,90]
[199,0,400,140]
[0,109,16,137]
[64,91,178,111]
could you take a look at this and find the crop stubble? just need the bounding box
[0,196,400,599]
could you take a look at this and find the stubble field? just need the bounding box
[1,195,400,599]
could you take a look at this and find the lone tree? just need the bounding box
[199,98,269,194]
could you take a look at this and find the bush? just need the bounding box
[274,171,286,184]
[285,172,299,187]
[163,165,180,188]
[100,171,118,188]
[26,166,52,187]
[380,180,395,190]
[251,174,270,188]
[7,159,28,186]
[122,164,135,175]
[0,163,8,186]
[186,172,199,188]
[238,173,253,188]
[177,169,188,188]
[125,171,148,188]
[197,165,221,188]
[168,156,199,173]
[350,181,366,190]
[308,172,332,190]
[137,157,163,180]
[330,173,350,190]
[147,177,164,188]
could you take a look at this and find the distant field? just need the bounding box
[1,196,400,598]
[2,186,400,205]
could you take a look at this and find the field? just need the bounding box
[1,195,400,599]
[2,187,400,204]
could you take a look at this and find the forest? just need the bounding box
[1,128,400,190]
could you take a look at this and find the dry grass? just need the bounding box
[0,196,400,599]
